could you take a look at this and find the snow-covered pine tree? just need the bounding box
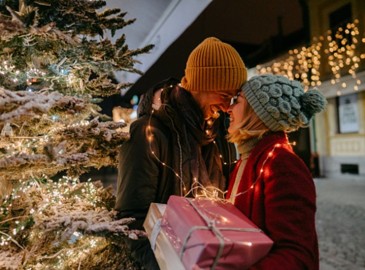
[0,0,153,268]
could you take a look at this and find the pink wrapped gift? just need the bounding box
[161,195,273,270]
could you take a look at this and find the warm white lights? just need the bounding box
[256,19,363,94]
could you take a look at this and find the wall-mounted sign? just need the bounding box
[338,93,359,133]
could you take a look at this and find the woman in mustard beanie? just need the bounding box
[226,74,327,270]
[115,37,247,269]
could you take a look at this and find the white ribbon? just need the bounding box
[151,218,162,251]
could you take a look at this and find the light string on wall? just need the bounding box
[256,19,364,95]
[325,19,363,95]
[256,41,322,91]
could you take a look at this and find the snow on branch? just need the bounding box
[0,177,144,269]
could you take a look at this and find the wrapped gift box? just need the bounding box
[143,203,184,270]
[162,195,273,270]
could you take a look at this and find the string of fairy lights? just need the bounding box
[0,177,113,269]
[229,142,295,202]
[146,90,228,199]
[0,58,72,92]
[144,86,296,201]
[256,19,364,94]
[0,119,90,159]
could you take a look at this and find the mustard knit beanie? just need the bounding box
[181,37,247,92]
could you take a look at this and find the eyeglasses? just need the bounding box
[230,93,240,105]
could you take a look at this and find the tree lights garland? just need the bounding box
[0,0,154,97]
[0,176,142,269]
[0,111,129,191]
[256,19,364,94]
[0,0,152,191]
[0,0,153,267]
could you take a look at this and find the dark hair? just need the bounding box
[137,77,180,117]
[158,82,208,142]
[138,77,208,142]
[160,83,202,120]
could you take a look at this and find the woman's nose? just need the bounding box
[227,105,233,114]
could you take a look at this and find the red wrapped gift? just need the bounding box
[161,195,273,270]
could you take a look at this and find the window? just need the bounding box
[329,3,353,47]
[329,3,352,30]
[341,164,359,175]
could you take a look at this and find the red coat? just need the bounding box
[227,132,319,270]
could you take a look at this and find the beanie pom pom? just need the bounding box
[300,89,327,116]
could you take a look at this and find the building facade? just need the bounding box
[308,0,365,180]
[255,0,365,180]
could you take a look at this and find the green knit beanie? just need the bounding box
[242,74,327,132]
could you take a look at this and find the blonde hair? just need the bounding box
[227,95,269,144]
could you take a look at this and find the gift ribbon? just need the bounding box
[180,198,262,270]
[151,218,162,251]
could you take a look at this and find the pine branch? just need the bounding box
[0,119,129,182]
[0,177,143,269]
[0,87,97,136]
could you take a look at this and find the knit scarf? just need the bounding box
[237,137,260,160]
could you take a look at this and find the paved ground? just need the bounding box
[315,178,365,270]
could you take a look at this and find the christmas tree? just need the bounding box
[0,0,153,268]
